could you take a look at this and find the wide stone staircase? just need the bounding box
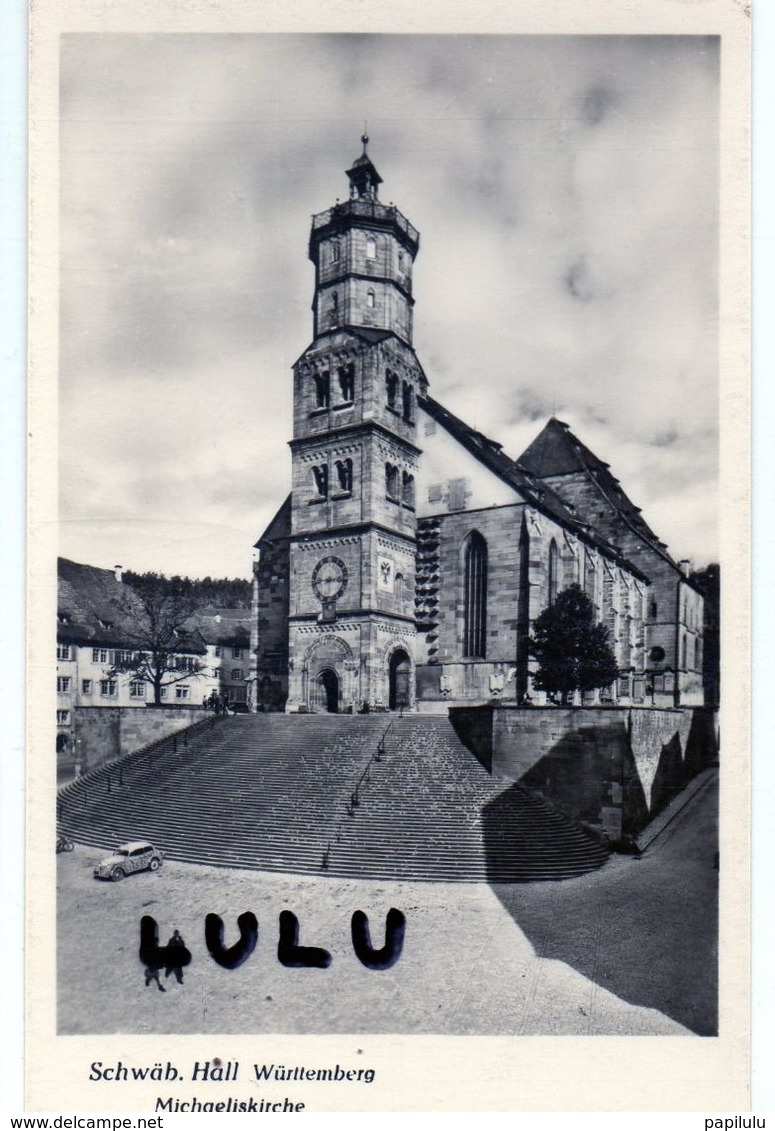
[57,714,610,882]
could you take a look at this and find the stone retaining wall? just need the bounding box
[450,704,718,843]
[72,707,205,774]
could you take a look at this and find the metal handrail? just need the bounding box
[57,712,225,814]
[321,719,395,870]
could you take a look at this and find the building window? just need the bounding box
[57,643,70,660]
[385,462,400,501]
[548,539,559,605]
[57,710,70,726]
[159,686,168,700]
[129,681,145,698]
[100,679,117,698]
[330,292,339,322]
[313,370,330,408]
[57,676,71,693]
[366,236,376,260]
[214,646,221,658]
[335,458,353,494]
[448,478,467,511]
[231,669,243,680]
[650,600,658,620]
[81,679,92,694]
[312,464,329,498]
[366,287,376,309]
[402,471,415,508]
[331,240,340,263]
[395,572,405,603]
[175,686,190,700]
[92,647,109,664]
[463,531,488,659]
[402,381,414,422]
[338,363,355,402]
[114,649,132,664]
[386,370,398,410]
[232,647,244,659]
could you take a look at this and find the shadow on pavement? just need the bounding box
[487,777,719,1035]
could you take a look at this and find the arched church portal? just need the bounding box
[388,648,412,710]
[315,668,340,714]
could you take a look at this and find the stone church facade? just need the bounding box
[251,142,705,714]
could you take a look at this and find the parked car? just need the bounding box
[93,840,164,881]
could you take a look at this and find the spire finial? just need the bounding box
[361,123,369,154]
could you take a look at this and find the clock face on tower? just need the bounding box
[311,556,349,602]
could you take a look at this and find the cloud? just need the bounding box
[58,34,720,576]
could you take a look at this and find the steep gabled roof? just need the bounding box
[518,418,678,569]
[57,557,207,653]
[254,493,292,549]
[57,558,144,646]
[420,398,649,581]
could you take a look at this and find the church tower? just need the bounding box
[285,138,426,712]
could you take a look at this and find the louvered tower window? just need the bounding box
[463,531,488,659]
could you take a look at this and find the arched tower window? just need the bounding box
[331,240,340,263]
[338,363,355,402]
[313,370,330,409]
[335,458,353,494]
[548,539,559,605]
[401,471,415,508]
[311,464,329,498]
[385,370,398,410]
[385,463,399,500]
[463,532,488,659]
[366,236,377,260]
[402,381,414,422]
[366,288,376,309]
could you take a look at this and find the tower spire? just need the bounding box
[346,132,382,201]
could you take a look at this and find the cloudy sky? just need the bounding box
[59,34,719,579]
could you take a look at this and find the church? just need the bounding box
[251,140,705,715]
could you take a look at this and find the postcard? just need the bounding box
[27,0,750,1112]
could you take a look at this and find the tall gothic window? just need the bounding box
[548,539,559,605]
[331,240,341,263]
[463,531,488,659]
[366,288,376,308]
[366,236,377,260]
[402,471,415,508]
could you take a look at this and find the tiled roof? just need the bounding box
[517,418,679,570]
[57,558,145,646]
[57,558,206,653]
[186,607,251,648]
[420,397,650,582]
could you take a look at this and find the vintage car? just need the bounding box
[93,840,164,881]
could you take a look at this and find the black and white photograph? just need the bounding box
[27,5,750,1113]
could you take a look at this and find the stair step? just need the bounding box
[59,714,610,883]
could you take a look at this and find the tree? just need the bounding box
[108,575,206,705]
[528,584,619,704]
